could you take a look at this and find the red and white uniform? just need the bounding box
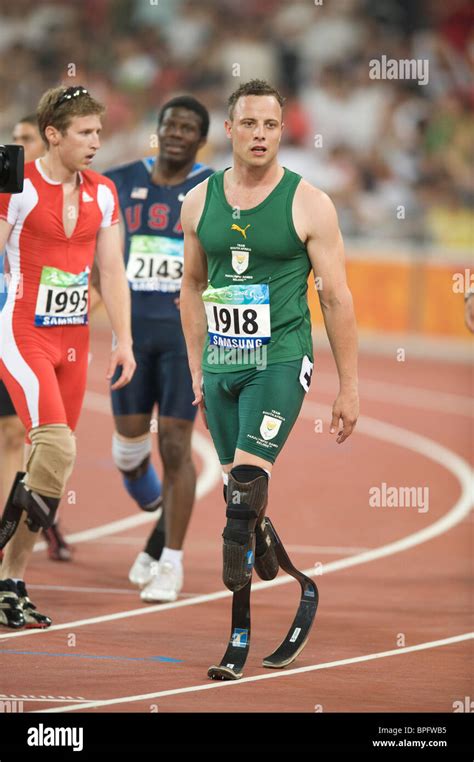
[0,158,118,433]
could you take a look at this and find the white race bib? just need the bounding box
[202,284,270,349]
[127,235,183,293]
[35,266,89,327]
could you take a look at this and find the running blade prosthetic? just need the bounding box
[262,518,318,668]
[208,577,252,681]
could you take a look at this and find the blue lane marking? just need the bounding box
[0,649,183,664]
[148,655,183,663]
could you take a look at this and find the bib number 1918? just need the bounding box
[212,305,258,336]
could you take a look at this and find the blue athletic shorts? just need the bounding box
[111,317,196,422]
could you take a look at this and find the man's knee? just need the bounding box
[112,432,162,512]
[159,428,192,473]
[112,432,151,478]
[25,425,76,499]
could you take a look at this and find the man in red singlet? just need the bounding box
[1,113,77,562]
[0,85,136,629]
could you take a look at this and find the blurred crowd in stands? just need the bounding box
[0,0,472,249]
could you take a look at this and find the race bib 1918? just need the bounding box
[202,283,271,349]
[127,235,183,293]
[34,266,89,327]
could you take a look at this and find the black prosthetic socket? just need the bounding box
[0,473,60,549]
[0,472,26,549]
[13,481,60,532]
[223,466,268,545]
[224,479,268,552]
[222,466,269,592]
[222,468,279,582]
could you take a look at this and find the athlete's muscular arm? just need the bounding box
[90,207,127,310]
[180,181,209,414]
[294,181,359,443]
[94,223,136,390]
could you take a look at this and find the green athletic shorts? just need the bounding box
[202,356,313,465]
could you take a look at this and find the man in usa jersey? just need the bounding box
[101,96,213,602]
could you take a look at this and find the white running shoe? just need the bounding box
[128,551,156,587]
[140,560,183,603]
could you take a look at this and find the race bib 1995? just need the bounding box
[35,266,89,327]
[127,235,183,293]
[202,283,271,349]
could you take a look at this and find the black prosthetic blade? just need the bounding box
[262,518,318,669]
[208,577,252,681]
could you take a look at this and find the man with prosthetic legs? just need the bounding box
[180,79,359,678]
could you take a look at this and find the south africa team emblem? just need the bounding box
[260,415,282,441]
[231,248,249,274]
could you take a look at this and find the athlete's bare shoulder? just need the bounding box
[293,178,339,242]
[295,178,337,217]
[181,175,211,231]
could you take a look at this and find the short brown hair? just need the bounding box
[36,85,105,146]
[227,79,285,120]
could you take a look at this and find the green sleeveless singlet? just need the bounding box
[197,167,313,373]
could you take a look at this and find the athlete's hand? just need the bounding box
[330,387,359,444]
[107,344,136,390]
[191,370,208,429]
[174,297,180,310]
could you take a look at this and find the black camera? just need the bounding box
[0,145,24,193]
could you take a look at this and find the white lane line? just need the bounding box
[34,632,473,713]
[26,584,202,598]
[0,589,232,639]
[24,698,92,703]
[285,544,370,555]
[26,584,138,595]
[0,696,91,703]
[87,537,145,545]
[83,536,370,555]
[315,372,473,416]
[2,404,471,641]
